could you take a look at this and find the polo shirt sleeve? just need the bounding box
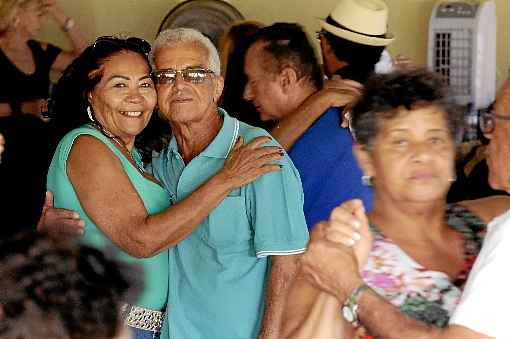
[449,212,510,338]
[244,131,309,258]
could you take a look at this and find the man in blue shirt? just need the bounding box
[243,23,373,229]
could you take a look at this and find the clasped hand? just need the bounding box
[300,199,373,301]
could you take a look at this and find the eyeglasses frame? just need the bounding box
[480,109,510,134]
[151,68,215,85]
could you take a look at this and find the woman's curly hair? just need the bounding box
[351,69,464,148]
[0,232,138,339]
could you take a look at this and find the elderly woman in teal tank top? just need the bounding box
[44,36,283,339]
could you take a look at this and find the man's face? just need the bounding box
[243,42,290,122]
[154,41,223,125]
[485,79,510,192]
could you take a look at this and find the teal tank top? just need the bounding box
[47,124,170,310]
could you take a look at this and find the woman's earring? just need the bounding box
[361,175,373,186]
[87,106,94,122]
[448,175,457,183]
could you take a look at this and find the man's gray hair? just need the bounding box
[150,28,221,75]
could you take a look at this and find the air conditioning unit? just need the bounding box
[427,0,496,110]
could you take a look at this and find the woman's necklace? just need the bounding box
[89,123,159,184]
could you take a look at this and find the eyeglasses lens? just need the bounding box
[153,69,211,85]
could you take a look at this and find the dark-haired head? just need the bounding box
[249,22,323,90]
[350,70,461,202]
[49,36,151,124]
[351,69,463,149]
[0,231,139,339]
[48,37,161,148]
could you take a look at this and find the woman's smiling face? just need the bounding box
[88,50,157,148]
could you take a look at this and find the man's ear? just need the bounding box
[213,75,225,103]
[279,67,298,94]
[353,144,375,178]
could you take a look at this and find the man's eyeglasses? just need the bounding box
[151,68,215,85]
[92,36,151,55]
[479,109,510,134]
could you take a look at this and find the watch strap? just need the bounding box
[342,282,369,327]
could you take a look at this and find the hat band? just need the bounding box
[325,16,386,39]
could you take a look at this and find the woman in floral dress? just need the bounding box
[283,70,510,339]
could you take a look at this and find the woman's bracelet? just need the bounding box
[62,18,75,32]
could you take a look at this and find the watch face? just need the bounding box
[342,305,355,323]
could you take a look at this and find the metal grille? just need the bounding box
[433,28,472,97]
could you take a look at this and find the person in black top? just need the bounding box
[0,0,86,236]
[0,0,87,117]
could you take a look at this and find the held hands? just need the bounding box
[218,136,283,189]
[300,199,372,302]
[325,199,372,268]
[37,191,85,237]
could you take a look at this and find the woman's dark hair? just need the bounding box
[351,69,464,148]
[0,231,139,339]
[48,36,168,161]
[323,20,385,83]
[251,22,324,91]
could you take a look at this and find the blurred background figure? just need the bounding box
[0,112,54,237]
[0,0,87,117]
[0,231,137,339]
[218,20,271,129]
[0,0,85,236]
[0,133,4,161]
[448,102,509,202]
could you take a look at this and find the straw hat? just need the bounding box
[319,0,394,46]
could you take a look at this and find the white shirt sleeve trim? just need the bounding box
[256,248,306,258]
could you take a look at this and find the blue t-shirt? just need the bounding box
[288,107,373,229]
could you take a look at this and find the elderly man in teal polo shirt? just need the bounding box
[150,28,309,339]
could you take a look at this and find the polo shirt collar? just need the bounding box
[168,108,238,159]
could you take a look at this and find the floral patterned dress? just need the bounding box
[357,204,486,338]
